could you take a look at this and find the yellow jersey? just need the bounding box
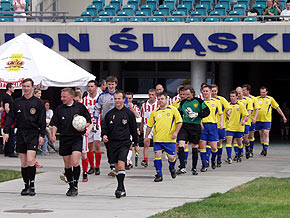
[215,96,230,127]
[172,99,181,109]
[238,97,253,125]
[256,96,279,122]
[202,98,223,124]
[248,95,261,121]
[226,102,248,132]
[147,105,183,143]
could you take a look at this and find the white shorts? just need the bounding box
[88,129,101,143]
[82,136,89,153]
[143,125,154,139]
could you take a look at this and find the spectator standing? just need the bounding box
[13,0,27,22]
[280,0,290,21]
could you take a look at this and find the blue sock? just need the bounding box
[154,159,162,177]
[200,149,207,168]
[249,138,255,152]
[234,144,238,156]
[238,145,243,156]
[168,157,176,172]
[211,150,217,162]
[226,144,232,159]
[245,144,250,152]
[264,143,269,151]
[217,146,223,162]
[206,146,211,162]
[262,143,265,150]
[184,149,189,165]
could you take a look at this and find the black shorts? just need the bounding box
[106,140,130,164]
[16,129,39,153]
[59,136,82,156]
[178,123,201,145]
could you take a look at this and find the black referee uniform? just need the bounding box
[50,100,91,156]
[4,95,46,195]
[101,106,138,164]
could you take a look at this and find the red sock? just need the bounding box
[82,158,89,173]
[144,157,148,163]
[87,152,95,168]
[95,152,102,168]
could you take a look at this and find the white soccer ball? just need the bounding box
[72,115,87,131]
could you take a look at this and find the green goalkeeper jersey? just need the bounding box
[178,97,210,125]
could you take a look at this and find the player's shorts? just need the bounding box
[59,136,82,156]
[82,136,89,153]
[200,123,218,142]
[106,140,130,164]
[244,125,250,135]
[153,142,176,156]
[256,122,271,130]
[143,125,154,139]
[226,131,243,139]
[88,129,101,143]
[16,129,39,153]
[249,122,256,131]
[178,123,201,144]
[218,128,226,140]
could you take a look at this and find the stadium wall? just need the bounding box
[0,22,289,61]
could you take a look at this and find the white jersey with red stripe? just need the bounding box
[141,99,159,125]
[132,104,141,117]
[82,94,101,126]
[172,95,180,103]
[196,93,204,100]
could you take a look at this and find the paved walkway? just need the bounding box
[0,139,290,218]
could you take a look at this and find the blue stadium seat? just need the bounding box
[186,17,203,22]
[219,0,230,11]
[209,10,221,16]
[159,4,171,16]
[244,16,258,21]
[104,5,116,16]
[0,17,11,22]
[280,0,286,9]
[214,4,226,16]
[154,11,165,16]
[224,17,240,21]
[93,17,110,22]
[113,17,128,22]
[135,11,146,16]
[164,0,175,11]
[129,17,146,22]
[75,17,91,22]
[195,4,207,16]
[252,4,263,15]
[228,10,241,20]
[127,0,139,11]
[93,0,105,5]
[233,4,246,16]
[148,17,165,21]
[172,10,186,16]
[190,10,201,16]
[25,0,30,11]
[110,0,122,12]
[146,0,158,11]
[1,0,11,11]
[91,0,104,12]
[99,11,110,17]
[205,17,220,21]
[81,11,94,17]
[177,5,189,15]
[122,5,135,15]
[141,4,152,16]
[200,0,212,12]
[87,5,98,16]
[255,0,266,8]
[182,0,194,11]
[237,0,249,10]
[117,11,129,16]
[167,17,184,21]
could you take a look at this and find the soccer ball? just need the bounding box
[72,115,86,131]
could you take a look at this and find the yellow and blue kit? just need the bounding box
[147,105,182,177]
[238,97,253,134]
[248,95,261,153]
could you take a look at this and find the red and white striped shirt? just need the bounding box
[167,96,173,105]
[132,104,141,117]
[141,99,159,124]
[82,94,101,125]
[172,95,180,103]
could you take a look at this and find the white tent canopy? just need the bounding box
[0,33,95,89]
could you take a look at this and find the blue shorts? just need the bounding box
[244,125,250,135]
[249,123,256,131]
[218,128,225,140]
[201,123,218,142]
[256,122,271,130]
[226,131,243,139]
[153,142,176,156]
[176,135,180,143]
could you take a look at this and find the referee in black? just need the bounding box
[102,90,138,198]
[3,78,46,196]
[50,88,92,197]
